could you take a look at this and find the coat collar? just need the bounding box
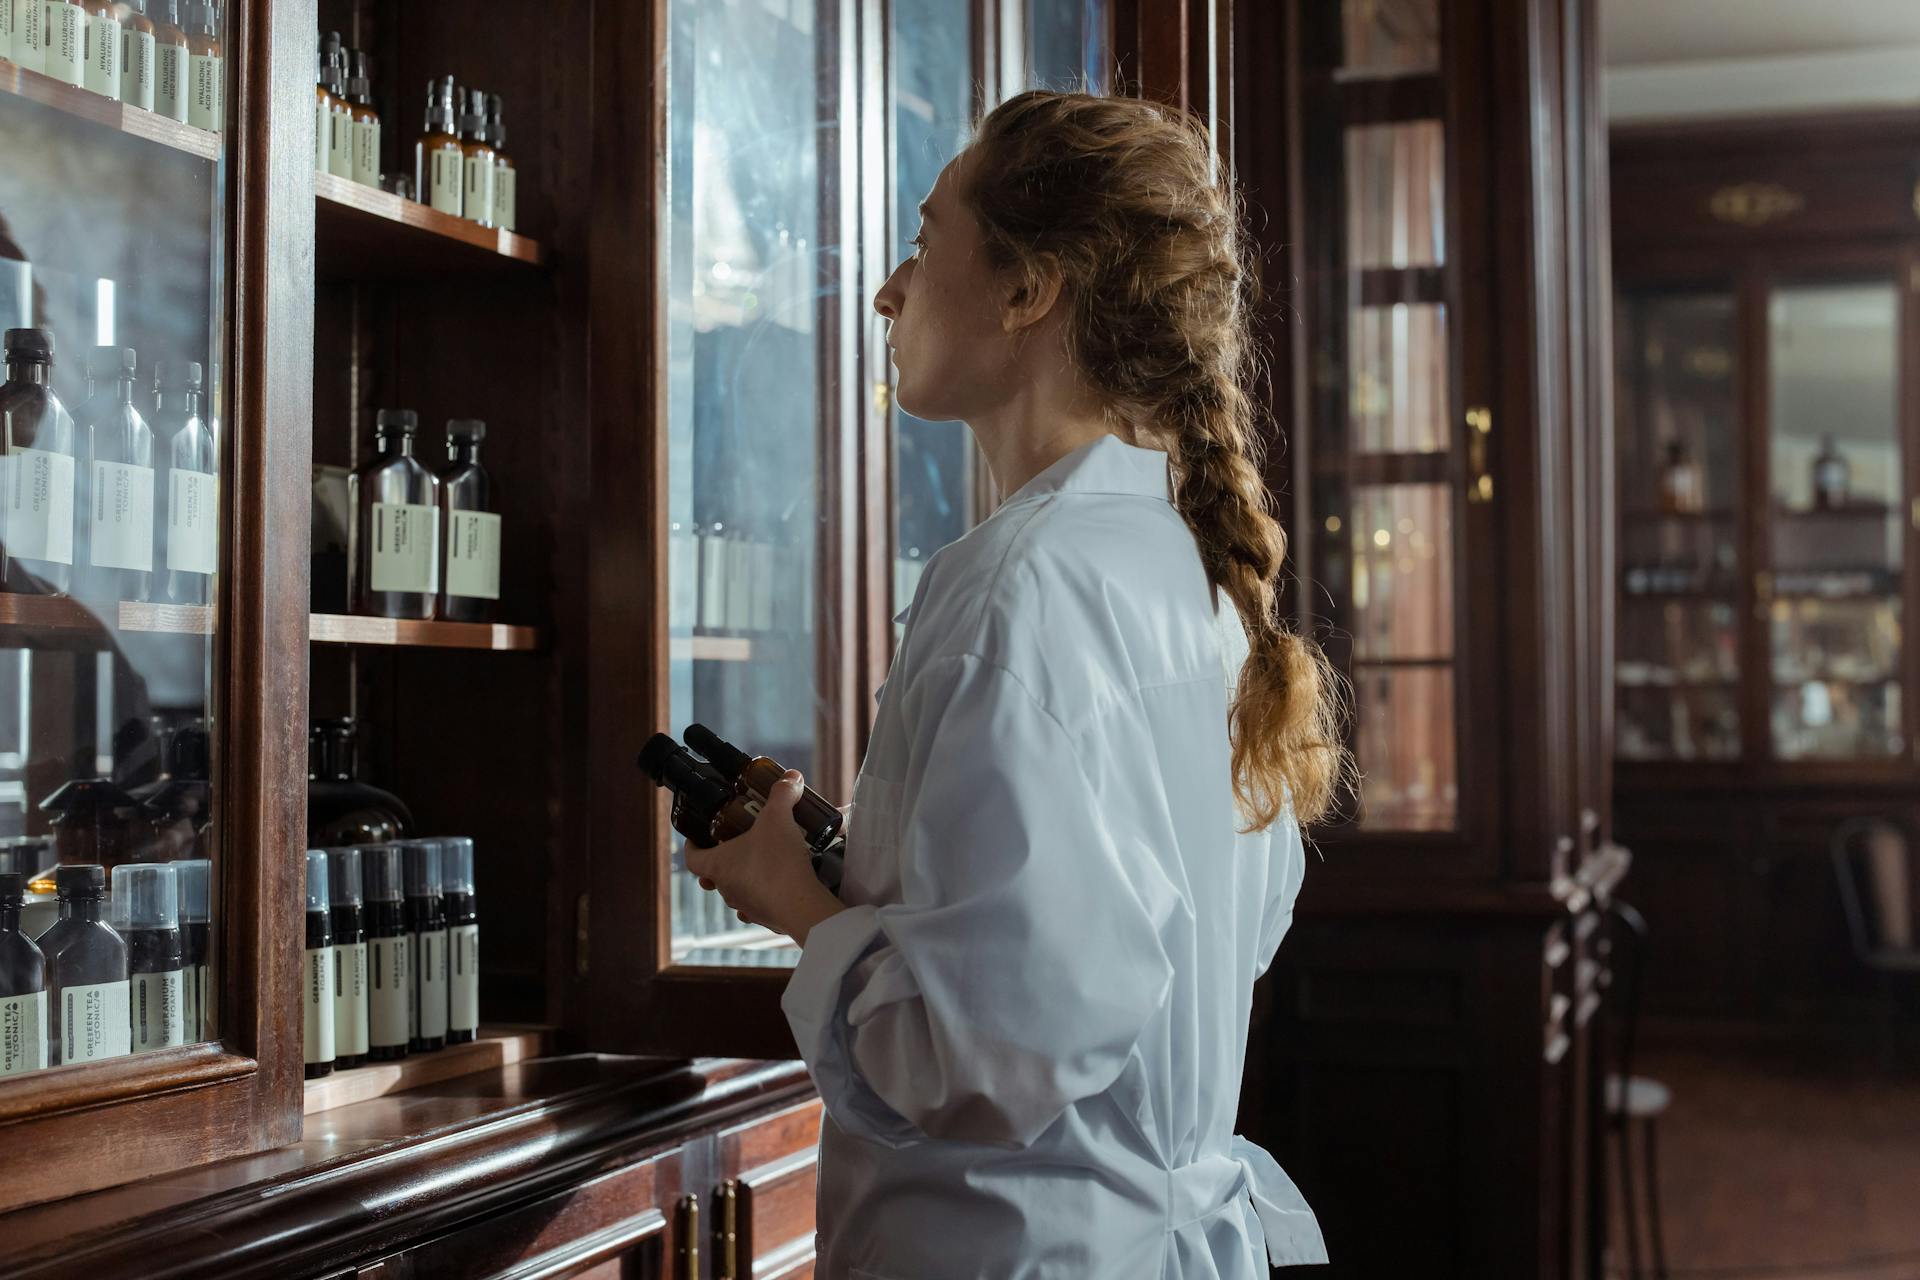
[1001,433,1173,507]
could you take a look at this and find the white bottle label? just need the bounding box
[154,37,186,120]
[167,467,217,573]
[463,152,495,226]
[0,990,48,1076]
[428,145,463,215]
[6,0,46,74]
[60,978,131,1062]
[445,510,501,600]
[131,967,184,1052]
[328,103,352,178]
[314,93,331,170]
[449,923,479,1034]
[121,24,153,110]
[82,10,117,96]
[3,447,76,566]
[333,939,368,1056]
[493,161,516,232]
[415,928,447,1039]
[90,459,154,571]
[368,933,409,1048]
[303,945,334,1065]
[352,115,380,187]
[187,49,219,130]
[44,1,81,85]
[370,501,439,593]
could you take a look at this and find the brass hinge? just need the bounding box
[574,892,589,978]
[873,380,891,415]
[677,1194,700,1280]
[1909,495,1920,531]
[1466,406,1494,503]
[714,1179,740,1279]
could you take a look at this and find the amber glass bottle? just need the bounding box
[348,49,381,188]
[0,328,78,596]
[321,32,350,179]
[313,30,339,172]
[184,0,219,131]
[684,724,843,850]
[487,94,516,232]
[458,88,495,228]
[117,0,154,109]
[79,0,120,99]
[415,77,463,216]
[149,0,188,121]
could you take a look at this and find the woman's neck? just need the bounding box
[968,339,1139,500]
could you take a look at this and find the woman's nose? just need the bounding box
[874,261,908,320]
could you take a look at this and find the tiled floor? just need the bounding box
[1611,1026,1920,1280]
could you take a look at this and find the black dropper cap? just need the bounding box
[88,346,137,380]
[375,408,418,438]
[447,418,486,445]
[423,76,456,132]
[460,88,488,142]
[156,360,204,391]
[321,32,344,93]
[0,871,24,908]
[486,94,506,151]
[4,328,53,364]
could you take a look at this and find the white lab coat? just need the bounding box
[783,433,1328,1278]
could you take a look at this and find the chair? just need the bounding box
[1830,818,1920,1070]
[1604,899,1670,1280]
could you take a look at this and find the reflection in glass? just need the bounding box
[1340,0,1440,78]
[1348,484,1452,661]
[1345,123,1444,270]
[1026,0,1111,92]
[1348,304,1448,452]
[1353,665,1455,829]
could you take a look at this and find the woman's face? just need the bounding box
[873,151,1019,423]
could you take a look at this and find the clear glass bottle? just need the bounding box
[362,843,409,1062]
[75,346,155,604]
[459,87,496,228]
[439,418,498,623]
[114,862,184,1053]
[348,49,381,189]
[0,871,49,1077]
[174,856,209,1040]
[1,328,78,596]
[148,0,187,122]
[487,94,515,232]
[441,836,478,1044]
[400,838,445,1053]
[327,846,368,1068]
[415,76,464,216]
[349,409,441,620]
[117,0,154,110]
[302,849,334,1078]
[151,359,217,605]
[35,863,129,1065]
[184,0,219,132]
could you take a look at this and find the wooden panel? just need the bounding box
[303,1027,553,1115]
[737,1154,819,1280]
[0,61,220,159]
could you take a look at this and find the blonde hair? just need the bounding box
[966,90,1350,828]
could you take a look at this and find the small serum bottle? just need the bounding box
[152,360,217,605]
[348,49,381,189]
[400,839,446,1053]
[487,94,515,233]
[0,328,78,597]
[75,345,155,604]
[35,864,129,1065]
[349,409,441,620]
[415,76,464,216]
[313,29,338,173]
[185,0,219,132]
[115,862,185,1054]
[321,32,350,179]
[5,0,48,74]
[302,850,335,1079]
[149,0,187,122]
[80,0,121,99]
[44,0,84,87]
[118,0,154,110]
[327,846,368,1069]
[362,844,409,1062]
[458,88,496,229]
[174,856,210,1040]
[0,872,49,1078]
[439,419,499,623]
[441,837,478,1045]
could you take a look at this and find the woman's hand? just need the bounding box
[685,770,846,947]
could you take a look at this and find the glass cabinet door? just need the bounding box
[1764,278,1904,760]
[0,3,229,1078]
[1612,288,1743,761]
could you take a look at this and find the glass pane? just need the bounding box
[1616,601,1741,761]
[892,0,975,625]
[664,0,836,961]
[0,0,230,1075]
[1345,123,1445,270]
[1767,280,1903,760]
[1617,686,1742,762]
[1340,0,1440,79]
[1348,484,1453,661]
[1353,665,1455,829]
[1026,0,1111,92]
[1349,303,1448,452]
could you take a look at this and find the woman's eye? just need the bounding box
[910,233,928,260]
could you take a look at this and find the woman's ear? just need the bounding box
[1000,257,1064,334]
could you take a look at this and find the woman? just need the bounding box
[685,90,1346,1278]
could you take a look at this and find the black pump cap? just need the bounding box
[156,360,204,390]
[4,328,53,362]
[447,418,486,444]
[89,346,137,378]
[349,49,371,99]
[0,871,23,907]
[55,863,107,900]
[486,93,506,148]
[375,408,418,436]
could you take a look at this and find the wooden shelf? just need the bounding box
[302,1026,553,1116]
[0,62,219,161]
[119,602,214,634]
[315,171,546,276]
[0,593,105,635]
[309,613,540,650]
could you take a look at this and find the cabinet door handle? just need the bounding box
[677,1194,699,1280]
[1467,406,1493,503]
[715,1179,739,1280]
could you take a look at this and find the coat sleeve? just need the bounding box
[1254,814,1307,979]
[783,653,1178,1150]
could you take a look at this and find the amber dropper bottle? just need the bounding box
[118,0,154,110]
[415,76,464,216]
[184,0,220,132]
[313,30,339,171]
[148,0,188,121]
[458,87,495,228]
[348,49,381,188]
[683,724,843,850]
[487,94,515,232]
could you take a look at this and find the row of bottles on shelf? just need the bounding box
[0,329,217,604]
[346,411,500,623]
[1657,434,1856,514]
[309,30,518,233]
[301,837,479,1078]
[2,0,221,131]
[668,522,814,635]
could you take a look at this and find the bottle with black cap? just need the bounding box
[302,849,334,1078]
[328,846,368,1068]
[0,871,49,1076]
[152,359,217,605]
[362,843,409,1061]
[349,409,441,619]
[348,49,381,188]
[322,32,351,179]
[400,839,446,1053]
[439,419,499,623]
[487,94,515,232]
[415,76,464,216]
[307,717,414,845]
[459,87,495,228]
[115,862,184,1053]
[35,864,129,1064]
[441,837,478,1044]
[174,856,210,1039]
[313,28,340,172]
[75,345,155,603]
[184,0,220,132]
[0,328,78,596]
